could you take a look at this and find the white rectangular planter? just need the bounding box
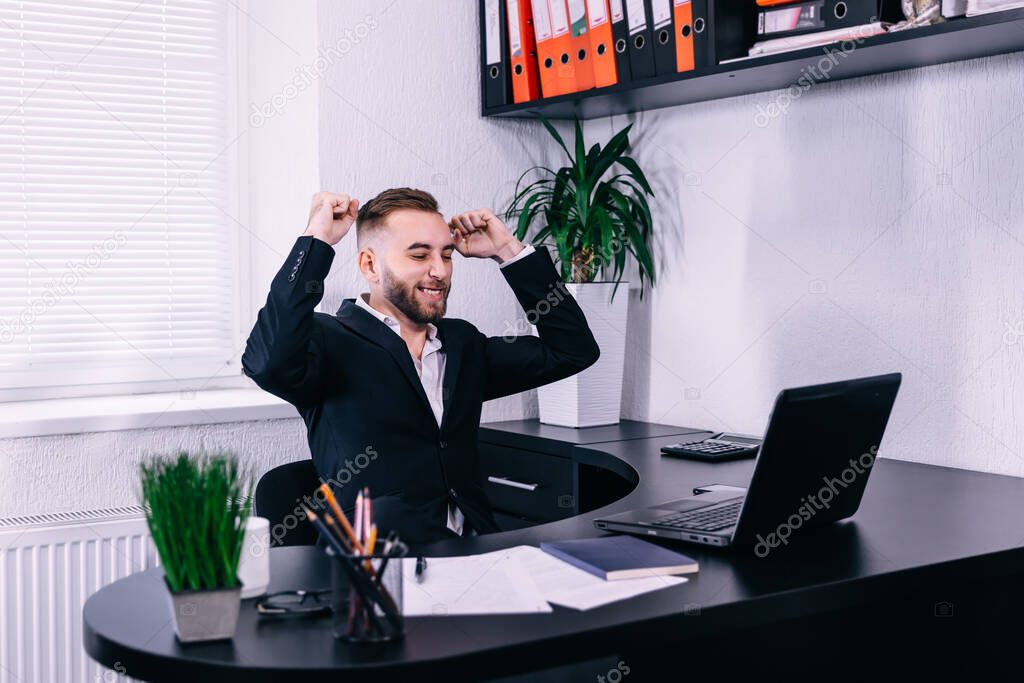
[537,281,628,428]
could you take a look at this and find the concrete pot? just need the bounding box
[165,578,242,643]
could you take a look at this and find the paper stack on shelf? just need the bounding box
[966,0,1024,15]
[740,1,906,58]
[745,21,888,57]
[942,0,968,17]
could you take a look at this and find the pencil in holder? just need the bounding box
[327,538,407,642]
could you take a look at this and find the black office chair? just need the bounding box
[254,460,320,547]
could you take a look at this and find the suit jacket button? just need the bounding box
[439,440,448,449]
[298,250,305,256]
[288,273,296,282]
[449,488,457,498]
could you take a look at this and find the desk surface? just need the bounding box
[83,420,1024,682]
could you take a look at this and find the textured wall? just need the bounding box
[0,420,309,518]
[597,53,1024,477]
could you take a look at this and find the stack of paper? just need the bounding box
[747,22,888,58]
[401,545,688,616]
[967,0,1024,15]
[401,546,552,616]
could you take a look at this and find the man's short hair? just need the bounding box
[356,187,441,249]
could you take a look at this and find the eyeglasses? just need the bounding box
[255,588,333,617]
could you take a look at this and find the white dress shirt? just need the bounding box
[353,243,535,536]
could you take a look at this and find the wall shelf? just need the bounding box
[482,8,1024,121]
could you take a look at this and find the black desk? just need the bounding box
[84,420,1024,681]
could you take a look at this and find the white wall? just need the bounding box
[602,53,1024,476]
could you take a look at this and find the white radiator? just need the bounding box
[0,507,156,683]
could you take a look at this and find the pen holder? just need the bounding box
[327,539,407,643]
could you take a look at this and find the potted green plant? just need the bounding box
[505,115,656,427]
[139,452,252,642]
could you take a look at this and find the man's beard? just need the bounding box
[380,264,447,325]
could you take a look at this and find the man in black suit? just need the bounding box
[242,188,600,547]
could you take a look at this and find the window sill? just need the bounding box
[0,388,299,439]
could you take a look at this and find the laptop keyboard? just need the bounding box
[655,499,743,531]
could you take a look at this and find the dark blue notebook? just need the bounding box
[540,535,699,581]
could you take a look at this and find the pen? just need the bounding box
[364,488,372,542]
[415,556,427,583]
[322,518,401,619]
[376,530,399,583]
[336,540,403,633]
[365,524,378,553]
[363,524,378,572]
[318,483,361,551]
[302,506,372,632]
[347,586,359,637]
[323,514,386,584]
[354,490,364,546]
[321,512,353,554]
[306,507,401,625]
[303,506,393,635]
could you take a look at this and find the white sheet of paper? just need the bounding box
[401,545,689,616]
[402,547,553,616]
[508,545,688,611]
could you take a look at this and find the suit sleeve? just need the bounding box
[481,246,601,401]
[241,235,335,408]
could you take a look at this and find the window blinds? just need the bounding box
[0,0,239,393]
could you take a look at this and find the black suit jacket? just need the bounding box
[242,235,600,547]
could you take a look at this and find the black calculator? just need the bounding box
[660,433,762,462]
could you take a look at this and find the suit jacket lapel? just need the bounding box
[436,322,462,434]
[335,300,434,420]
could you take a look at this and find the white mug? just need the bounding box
[238,516,271,598]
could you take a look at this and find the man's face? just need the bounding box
[376,209,455,325]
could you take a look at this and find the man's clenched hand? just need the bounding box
[448,208,524,263]
[303,191,359,246]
